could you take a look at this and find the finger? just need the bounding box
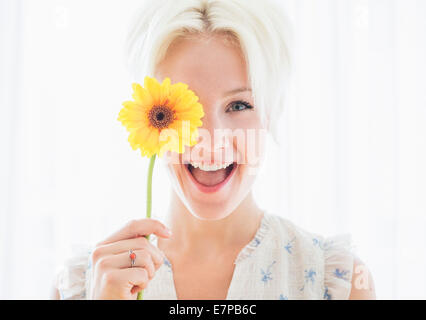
[98,219,172,245]
[96,249,156,279]
[92,237,165,268]
[103,268,149,291]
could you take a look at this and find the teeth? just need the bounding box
[188,162,233,172]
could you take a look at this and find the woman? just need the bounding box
[53,0,375,300]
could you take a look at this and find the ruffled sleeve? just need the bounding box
[55,245,93,300]
[322,234,355,300]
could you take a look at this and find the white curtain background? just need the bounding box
[1,0,425,299]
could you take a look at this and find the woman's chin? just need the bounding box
[186,204,232,221]
[182,190,239,221]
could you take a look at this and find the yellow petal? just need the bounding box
[133,127,151,147]
[174,95,200,112]
[144,76,161,104]
[132,83,153,106]
[159,78,171,105]
[121,100,141,111]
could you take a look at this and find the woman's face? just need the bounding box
[156,34,266,221]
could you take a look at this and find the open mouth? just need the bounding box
[184,162,238,193]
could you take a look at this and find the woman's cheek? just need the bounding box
[241,126,267,169]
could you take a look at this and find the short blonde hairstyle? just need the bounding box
[125,0,293,142]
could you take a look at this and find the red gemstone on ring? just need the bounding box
[130,252,136,260]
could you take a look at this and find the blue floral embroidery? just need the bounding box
[261,261,276,283]
[284,237,296,254]
[252,237,261,247]
[304,269,317,284]
[312,237,333,250]
[333,268,350,281]
[323,286,331,300]
[299,285,305,292]
[279,294,288,300]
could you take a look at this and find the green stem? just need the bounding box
[137,154,156,300]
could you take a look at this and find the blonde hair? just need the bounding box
[125,0,293,142]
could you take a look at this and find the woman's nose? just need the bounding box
[193,110,234,163]
[193,136,232,164]
[200,108,219,133]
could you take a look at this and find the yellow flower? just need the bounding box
[118,76,204,158]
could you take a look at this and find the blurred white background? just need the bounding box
[1,0,425,299]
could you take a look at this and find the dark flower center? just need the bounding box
[148,105,174,129]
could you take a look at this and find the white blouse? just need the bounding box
[55,212,355,300]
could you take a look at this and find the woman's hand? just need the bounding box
[89,218,172,300]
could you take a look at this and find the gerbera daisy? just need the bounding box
[118,76,204,158]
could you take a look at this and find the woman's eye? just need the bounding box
[226,101,254,113]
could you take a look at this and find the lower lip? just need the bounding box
[184,163,238,194]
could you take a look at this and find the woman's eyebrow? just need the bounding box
[223,87,252,97]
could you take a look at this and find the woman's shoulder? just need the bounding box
[263,211,356,299]
[54,244,93,300]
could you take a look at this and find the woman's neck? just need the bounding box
[161,190,264,256]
